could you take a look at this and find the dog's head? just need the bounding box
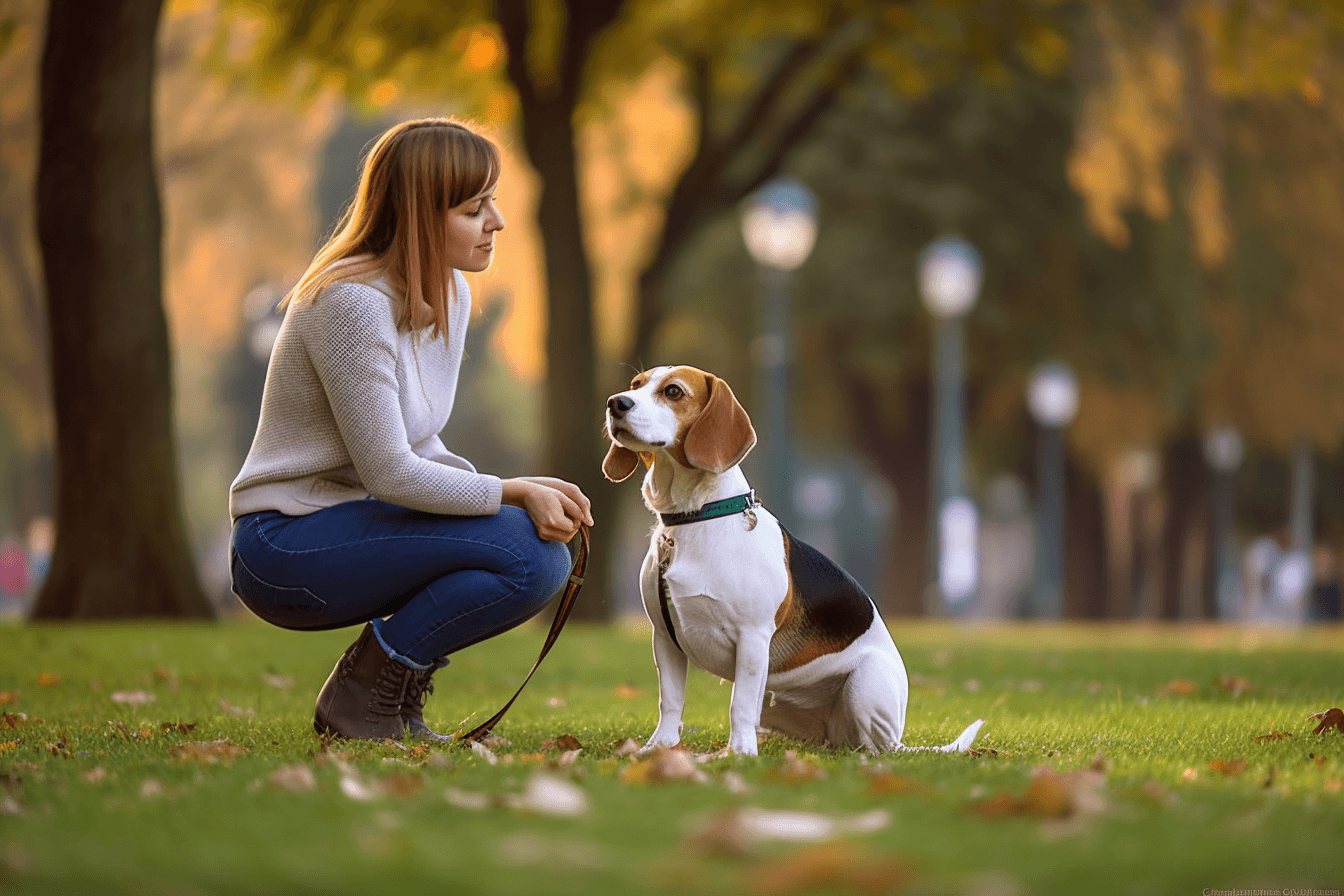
[602,366,756,482]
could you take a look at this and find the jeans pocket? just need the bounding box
[230,549,329,630]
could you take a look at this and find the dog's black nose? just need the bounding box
[608,395,635,417]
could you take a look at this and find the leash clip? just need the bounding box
[743,489,759,530]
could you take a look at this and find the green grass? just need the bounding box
[1,618,1342,896]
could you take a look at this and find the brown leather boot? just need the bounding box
[313,623,412,740]
[403,657,452,741]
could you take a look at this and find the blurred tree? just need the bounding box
[31,0,212,618]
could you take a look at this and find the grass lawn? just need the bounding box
[1,616,1341,896]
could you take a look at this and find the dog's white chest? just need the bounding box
[643,520,788,682]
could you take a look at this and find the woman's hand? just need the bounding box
[501,477,593,542]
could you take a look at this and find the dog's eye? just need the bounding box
[663,384,685,401]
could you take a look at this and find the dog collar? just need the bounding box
[659,490,760,527]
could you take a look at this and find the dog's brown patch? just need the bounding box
[768,530,869,674]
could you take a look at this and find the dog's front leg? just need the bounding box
[726,629,772,756]
[641,629,688,753]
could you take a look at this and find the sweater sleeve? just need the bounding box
[300,283,502,515]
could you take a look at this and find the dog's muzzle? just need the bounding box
[607,395,634,418]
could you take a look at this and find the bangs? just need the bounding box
[445,132,501,209]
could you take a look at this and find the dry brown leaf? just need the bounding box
[381,771,424,797]
[744,842,913,896]
[967,768,1105,820]
[169,739,248,764]
[35,673,59,688]
[1208,759,1248,777]
[1,713,27,729]
[619,747,707,785]
[267,764,316,791]
[864,771,934,797]
[763,750,826,784]
[1253,731,1292,743]
[1213,675,1257,697]
[139,779,164,799]
[967,747,1011,759]
[83,767,107,784]
[611,737,641,758]
[612,684,645,699]
[218,698,255,717]
[1326,780,1343,792]
[1182,767,1198,781]
[1310,753,1328,769]
[551,734,583,752]
[1309,707,1344,735]
[1157,679,1198,696]
[504,772,589,818]
[159,721,196,735]
[0,692,19,706]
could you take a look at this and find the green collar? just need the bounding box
[659,490,759,527]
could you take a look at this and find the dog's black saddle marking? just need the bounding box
[769,527,875,673]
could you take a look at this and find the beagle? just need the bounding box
[603,365,984,756]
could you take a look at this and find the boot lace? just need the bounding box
[367,661,409,719]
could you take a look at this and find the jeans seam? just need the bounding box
[401,556,529,661]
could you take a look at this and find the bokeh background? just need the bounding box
[3,0,1344,626]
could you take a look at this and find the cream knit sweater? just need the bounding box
[228,270,503,521]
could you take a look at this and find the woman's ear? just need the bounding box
[602,441,640,482]
[683,374,756,473]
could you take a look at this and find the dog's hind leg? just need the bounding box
[827,650,909,753]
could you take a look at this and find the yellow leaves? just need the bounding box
[967,767,1106,821]
[762,751,826,785]
[1310,708,1344,735]
[1157,678,1199,696]
[1208,759,1248,777]
[169,740,248,765]
[743,842,912,896]
[456,27,503,74]
[864,771,934,798]
[0,692,19,706]
[619,747,708,785]
[612,683,645,699]
[34,673,59,688]
[0,741,18,754]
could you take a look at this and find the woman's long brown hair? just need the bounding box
[283,118,501,338]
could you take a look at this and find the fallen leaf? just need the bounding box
[722,769,752,795]
[554,749,582,767]
[0,741,18,754]
[613,684,645,699]
[1311,753,1328,769]
[268,765,316,791]
[381,772,424,797]
[1253,731,1292,743]
[264,674,295,690]
[159,721,196,735]
[967,768,1105,820]
[611,737,641,758]
[0,692,19,706]
[479,734,511,749]
[544,734,582,752]
[1182,767,1198,781]
[744,842,913,896]
[763,750,826,784]
[865,771,934,797]
[139,779,164,799]
[544,696,565,708]
[467,741,498,765]
[1309,707,1344,735]
[110,690,156,706]
[504,772,589,818]
[620,748,708,785]
[1213,675,1257,697]
[1157,679,1198,696]
[967,747,1011,759]
[444,787,492,810]
[35,673,59,688]
[737,807,890,842]
[218,699,255,717]
[0,713,25,729]
[1326,780,1343,792]
[340,773,381,801]
[1208,759,1248,777]
[169,740,248,764]
[83,767,108,784]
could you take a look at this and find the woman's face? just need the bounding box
[445,184,505,272]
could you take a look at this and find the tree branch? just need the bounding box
[495,0,537,112]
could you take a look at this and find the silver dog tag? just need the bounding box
[742,508,757,530]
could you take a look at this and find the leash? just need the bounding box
[459,525,590,743]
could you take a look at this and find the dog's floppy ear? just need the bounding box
[684,374,756,473]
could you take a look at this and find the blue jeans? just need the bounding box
[229,500,573,669]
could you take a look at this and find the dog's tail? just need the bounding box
[898,718,985,753]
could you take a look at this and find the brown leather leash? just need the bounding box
[459,525,590,743]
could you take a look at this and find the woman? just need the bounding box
[228,119,593,742]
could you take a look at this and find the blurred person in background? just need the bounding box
[228,119,593,742]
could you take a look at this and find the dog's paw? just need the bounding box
[638,733,682,755]
[727,734,759,757]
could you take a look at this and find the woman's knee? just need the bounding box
[493,506,574,598]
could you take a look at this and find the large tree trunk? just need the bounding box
[1063,456,1107,618]
[30,0,211,619]
[1158,431,1207,620]
[498,0,625,619]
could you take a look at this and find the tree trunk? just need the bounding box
[1063,456,1107,618]
[31,0,211,619]
[1158,432,1206,620]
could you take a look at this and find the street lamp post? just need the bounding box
[919,236,982,615]
[741,178,818,520]
[1027,362,1079,619]
[1202,427,1244,620]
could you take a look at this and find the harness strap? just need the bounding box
[460,525,590,743]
